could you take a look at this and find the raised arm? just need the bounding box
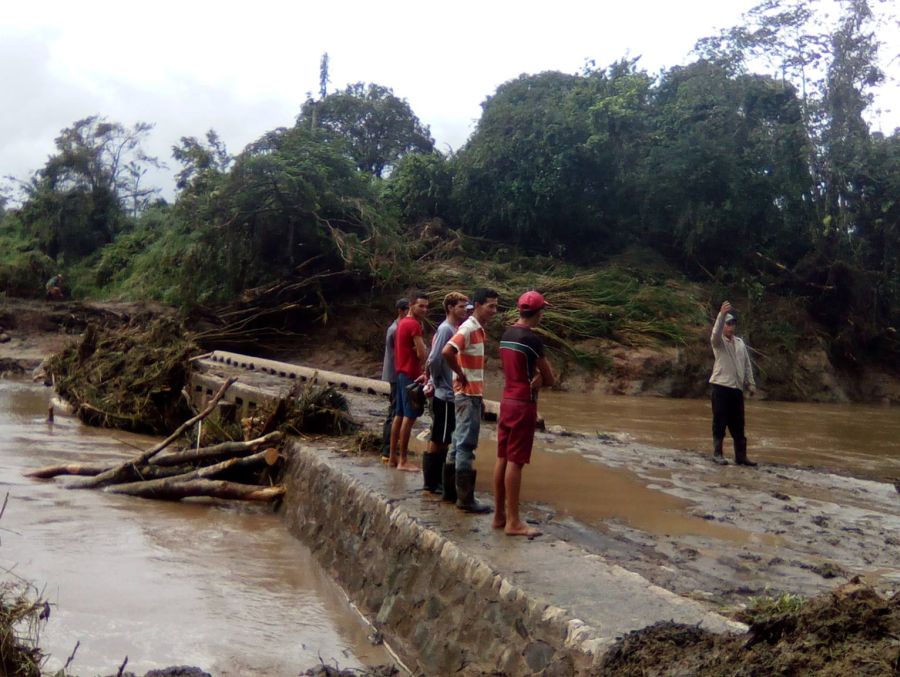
[711,300,731,347]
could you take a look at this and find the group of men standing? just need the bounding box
[380,291,758,537]
[381,288,554,537]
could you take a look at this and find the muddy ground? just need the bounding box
[340,387,900,612]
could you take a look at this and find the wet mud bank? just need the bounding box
[280,441,742,676]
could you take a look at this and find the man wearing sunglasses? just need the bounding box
[709,300,757,466]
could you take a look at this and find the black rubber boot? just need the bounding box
[455,469,492,514]
[422,452,442,494]
[442,462,457,503]
[713,437,728,465]
[735,438,757,467]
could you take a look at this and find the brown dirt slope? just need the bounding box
[597,581,900,676]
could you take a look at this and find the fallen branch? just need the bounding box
[106,479,285,501]
[107,449,273,496]
[72,377,237,489]
[27,462,194,482]
[149,431,283,467]
[25,463,108,479]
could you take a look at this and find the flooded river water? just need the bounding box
[0,380,391,676]
[534,388,900,482]
[464,384,900,540]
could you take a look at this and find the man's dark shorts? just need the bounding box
[497,398,538,465]
[396,372,421,419]
[430,396,455,445]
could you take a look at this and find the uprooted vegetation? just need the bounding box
[46,316,198,434]
[0,582,45,677]
[28,373,358,503]
[597,580,900,676]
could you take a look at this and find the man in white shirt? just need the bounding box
[709,300,757,466]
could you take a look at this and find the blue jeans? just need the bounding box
[448,395,481,472]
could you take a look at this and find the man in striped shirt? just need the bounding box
[441,288,499,513]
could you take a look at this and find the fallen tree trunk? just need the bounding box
[106,479,285,501]
[27,462,196,481]
[106,449,274,496]
[149,431,283,467]
[25,463,108,479]
[73,377,237,489]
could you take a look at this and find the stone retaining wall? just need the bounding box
[281,442,597,676]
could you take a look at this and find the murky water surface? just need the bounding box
[467,385,900,539]
[0,380,390,676]
[535,388,900,480]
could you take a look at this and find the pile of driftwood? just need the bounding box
[26,379,285,502]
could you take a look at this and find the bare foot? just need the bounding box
[505,522,541,538]
[396,461,419,472]
[492,514,507,529]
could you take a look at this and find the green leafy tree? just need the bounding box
[643,61,815,269]
[381,151,452,222]
[452,71,603,252]
[172,125,382,302]
[19,116,160,260]
[298,83,434,177]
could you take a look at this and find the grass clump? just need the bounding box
[424,251,707,365]
[0,583,47,677]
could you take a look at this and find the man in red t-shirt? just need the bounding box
[388,292,428,471]
[492,291,556,537]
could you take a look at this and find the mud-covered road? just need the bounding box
[347,389,900,610]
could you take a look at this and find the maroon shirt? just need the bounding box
[395,316,423,379]
[499,324,544,402]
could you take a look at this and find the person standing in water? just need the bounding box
[709,300,757,466]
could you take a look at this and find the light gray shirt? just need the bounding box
[709,312,756,392]
[427,319,457,402]
[381,319,398,383]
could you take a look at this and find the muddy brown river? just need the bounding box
[0,380,391,676]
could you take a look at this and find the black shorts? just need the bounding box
[430,397,456,445]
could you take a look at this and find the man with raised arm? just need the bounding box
[709,300,757,467]
[441,288,499,513]
[492,291,555,537]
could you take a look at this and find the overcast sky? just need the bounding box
[3,0,898,201]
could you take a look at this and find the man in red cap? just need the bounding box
[492,290,556,537]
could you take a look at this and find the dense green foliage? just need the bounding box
[1,0,897,387]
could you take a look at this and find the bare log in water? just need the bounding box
[149,431,283,467]
[26,463,108,479]
[106,479,285,501]
[27,462,195,481]
[106,449,273,496]
[72,377,237,489]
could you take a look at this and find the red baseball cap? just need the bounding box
[517,290,549,312]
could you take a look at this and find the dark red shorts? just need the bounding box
[497,398,538,465]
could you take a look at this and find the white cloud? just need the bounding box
[2,0,897,201]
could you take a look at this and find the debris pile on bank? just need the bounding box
[28,375,358,502]
[46,316,198,434]
[598,580,900,676]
